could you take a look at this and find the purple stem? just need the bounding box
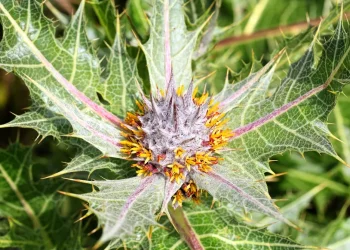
[168,205,204,250]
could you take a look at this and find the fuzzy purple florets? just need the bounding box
[120,81,232,204]
[139,87,211,169]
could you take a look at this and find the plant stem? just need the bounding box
[216,10,350,49]
[168,205,204,250]
[216,18,321,49]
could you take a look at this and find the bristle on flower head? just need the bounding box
[120,81,233,206]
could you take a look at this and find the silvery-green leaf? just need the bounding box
[142,0,203,92]
[45,142,131,178]
[0,0,126,157]
[191,162,291,226]
[193,18,350,228]
[0,107,70,140]
[98,16,142,118]
[223,20,349,171]
[108,198,312,250]
[65,175,166,247]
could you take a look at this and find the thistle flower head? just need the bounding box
[120,78,234,205]
[1,0,348,247]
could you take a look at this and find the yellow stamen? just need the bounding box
[214,118,229,129]
[120,81,233,186]
[206,113,225,127]
[135,100,144,113]
[174,147,185,158]
[198,164,212,173]
[192,193,201,204]
[209,128,235,152]
[176,85,185,96]
[183,180,197,194]
[207,102,219,117]
[120,140,139,146]
[185,156,196,170]
[172,190,184,206]
[195,92,209,105]
[192,86,198,99]
[132,163,153,177]
[125,112,139,123]
[138,148,152,163]
[167,162,185,183]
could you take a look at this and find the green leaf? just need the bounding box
[64,175,166,247]
[1,0,350,249]
[195,17,350,227]
[332,104,350,182]
[109,199,312,250]
[258,184,326,232]
[141,0,203,92]
[127,0,150,41]
[0,107,70,140]
[235,29,348,152]
[89,0,117,45]
[97,15,142,118]
[326,218,350,250]
[191,161,289,225]
[0,220,43,250]
[45,140,132,178]
[0,143,83,249]
[0,0,125,157]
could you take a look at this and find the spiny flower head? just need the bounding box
[120,78,234,205]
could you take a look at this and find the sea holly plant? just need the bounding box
[0,0,350,249]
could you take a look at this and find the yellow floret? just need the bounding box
[174,147,185,158]
[176,85,185,96]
